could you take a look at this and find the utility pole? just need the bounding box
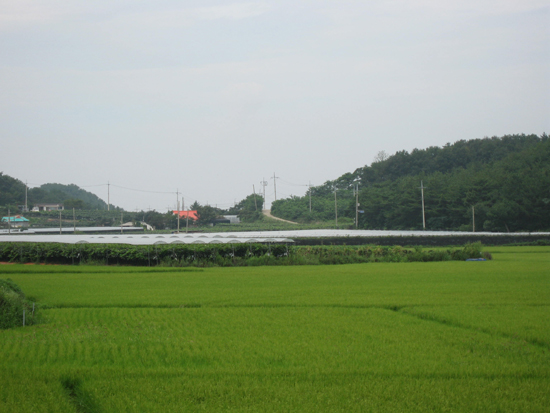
[177,198,180,234]
[271,173,278,201]
[355,183,359,229]
[253,185,258,210]
[472,205,475,233]
[73,208,76,233]
[121,212,123,234]
[107,181,110,211]
[185,198,189,234]
[7,208,10,235]
[25,181,28,212]
[334,188,338,228]
[260,179,268,206]
[59,210,62,235]
[419,181,427,230]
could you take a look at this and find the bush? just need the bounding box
[0,278,40,329]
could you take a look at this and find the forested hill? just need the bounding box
[313,134,545,194]
[271,134,550,232]
[0,174,109,210]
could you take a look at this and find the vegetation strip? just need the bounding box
[0,241,489,266]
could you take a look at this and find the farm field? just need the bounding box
[1,246,549,412]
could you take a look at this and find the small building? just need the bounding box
[2,215,30,228]
[223,215,241,224]
[32,203,64,212]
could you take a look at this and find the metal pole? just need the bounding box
[355,184,359,229]
[420,181,426,230]
[8,208,11,235]
[121,212,123,234]
[59,210,62,235]
[107,181,110,211]
[25,181,28,212]
[253,185,257,210]
[472,205,475,233]
[185,198,189,233]
[260,179,268,208]
[73,208,76,233]
[177,199,180,233]
[334,189,338,228]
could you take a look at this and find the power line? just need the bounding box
[110,183,177,195]
[277,178,309,187]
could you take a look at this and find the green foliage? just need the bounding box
[0,278,40,329]
[228,193,264,222]
[272,134,550,231]
[0,242,489,267]
[63,198,87,210]
[0,174,110,214]
[32,183,107,210]
[0,173,25,209]
[195,204,223,226]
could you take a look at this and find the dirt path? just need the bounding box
[262,210,298,225]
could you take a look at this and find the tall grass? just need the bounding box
[0,278,41,329]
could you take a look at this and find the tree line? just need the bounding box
[271,134,550,232]
[0,174,265,229]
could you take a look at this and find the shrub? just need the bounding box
[0,278,41,329]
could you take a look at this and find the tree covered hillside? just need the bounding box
[0,175,109,211]
[271,134,550,232]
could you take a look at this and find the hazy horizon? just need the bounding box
[2,1,548,210]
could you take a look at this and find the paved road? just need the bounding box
[262,210,298,224]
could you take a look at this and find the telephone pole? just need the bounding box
[334,188,338,228]
[271,173,278,201]
[107,181,110,211]
[260,179,268,205]
[355,183,359,229]
[177,198,180,233]
[253,185,258,210]
[419,181,427,230]
[472,205,475,233]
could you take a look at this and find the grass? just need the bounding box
[0,246,549,412]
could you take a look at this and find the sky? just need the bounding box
[1,0,548,211]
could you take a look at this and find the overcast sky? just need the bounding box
[1,0,548,211]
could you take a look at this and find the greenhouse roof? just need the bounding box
[0,229,548,246]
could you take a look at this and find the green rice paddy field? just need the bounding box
[1,246,549,412]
